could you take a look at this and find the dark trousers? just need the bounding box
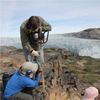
[9,92,33,100]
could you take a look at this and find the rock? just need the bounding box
[72,28,100,40]
[0,46,16,53]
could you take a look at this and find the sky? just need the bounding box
[0,0,100,37]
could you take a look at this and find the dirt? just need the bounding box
[0,46,100,100]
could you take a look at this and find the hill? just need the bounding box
[71,28,100,40]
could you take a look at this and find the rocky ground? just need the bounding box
[0,46,100,100]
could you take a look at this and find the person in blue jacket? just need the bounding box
[3,62,42,100]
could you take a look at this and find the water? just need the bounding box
[0,35,100,58]
[0,37,21,48]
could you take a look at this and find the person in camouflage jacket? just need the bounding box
[20,16,51,64]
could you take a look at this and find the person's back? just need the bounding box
[3,62,42,100]
[4,71,40,99]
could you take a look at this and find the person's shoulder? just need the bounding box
[21,76,33,83]
[14,71,21,76]
[37,16,44,20]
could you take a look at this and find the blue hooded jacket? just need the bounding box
[3,71,41,100]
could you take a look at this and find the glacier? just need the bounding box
[45,35,100,59]
[0,35,100,59]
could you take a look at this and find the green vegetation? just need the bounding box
[63,55,100,84]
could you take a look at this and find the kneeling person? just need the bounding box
[3,62,42,100]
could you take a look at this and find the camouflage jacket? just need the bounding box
[20,16,51,52]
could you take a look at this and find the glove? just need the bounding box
[31,50,40,57]
[38,66,43,72]
[39,79,45,85]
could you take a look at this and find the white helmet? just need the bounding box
[20,62,38,75]
[82,87,99,100]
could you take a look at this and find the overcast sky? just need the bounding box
[0,0,100,37]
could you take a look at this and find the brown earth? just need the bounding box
[0,46,100,100]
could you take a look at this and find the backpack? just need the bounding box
[2,72,14,92]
